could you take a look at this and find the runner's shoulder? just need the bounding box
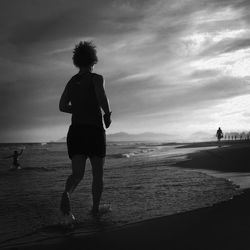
[92,73,104,80]
[67,74,80,86]
[92,73,104,85]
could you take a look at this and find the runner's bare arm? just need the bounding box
[59,83,72,114]
[94,75,112,128]
[93,75,111,115]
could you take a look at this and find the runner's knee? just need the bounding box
[71,171,84,181]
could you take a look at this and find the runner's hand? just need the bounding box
[104,112,112,128]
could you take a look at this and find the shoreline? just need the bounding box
[174,140,250,190]
[2,141,250,250]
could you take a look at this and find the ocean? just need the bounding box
[0,142,239,247]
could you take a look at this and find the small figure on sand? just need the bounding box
[4,149,24,170]
[59,41,112,227]
[216,127,223,142]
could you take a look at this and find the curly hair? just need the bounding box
[72,41,98,68]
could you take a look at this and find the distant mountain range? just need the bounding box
[106,132,175,141]
[56,132,175,142]
[55,131,215,143]
[188,131,214,141]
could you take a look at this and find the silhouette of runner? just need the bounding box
[4,149,23,170]
[59,41,112,225]
[216,127,223,142]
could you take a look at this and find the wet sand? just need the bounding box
[4,141,250,250]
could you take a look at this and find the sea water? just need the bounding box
[0,142,239,246]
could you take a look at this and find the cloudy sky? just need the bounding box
[1,0,250,142]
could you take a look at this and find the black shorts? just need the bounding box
[67,124,106,159]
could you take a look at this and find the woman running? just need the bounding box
[59,41,112,225]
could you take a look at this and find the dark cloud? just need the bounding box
[200,0,248,11]
[199,38,250,57]
[188,70,220,79]
[3,1,148,48]
[222,38,250,53]
[189,76,250,101]
[175,77,250,115]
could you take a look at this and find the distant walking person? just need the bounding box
[59,41,112,226]
[4,149,23,170]
[216,127,223,142]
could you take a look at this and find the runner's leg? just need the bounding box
[90,156,104,213]
[60,154,86,214]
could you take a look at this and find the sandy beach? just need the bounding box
[2,141,250,250]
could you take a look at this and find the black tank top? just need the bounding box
[67,72,103,129]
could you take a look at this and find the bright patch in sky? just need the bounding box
[191,49,250,77]
[209,94,250,130]
[227,57,250,77]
